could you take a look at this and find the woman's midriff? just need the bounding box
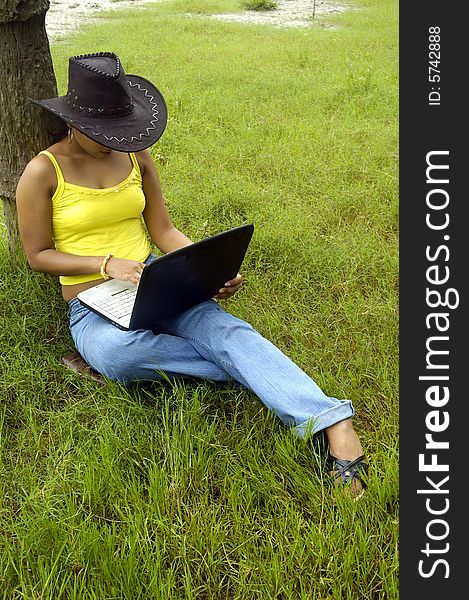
[62,279,104,303]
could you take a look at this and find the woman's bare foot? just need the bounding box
[325,418,363,461]
[325,418,367,499]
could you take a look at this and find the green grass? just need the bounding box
[0,0,398,597]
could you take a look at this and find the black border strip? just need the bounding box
[400,4,465,596]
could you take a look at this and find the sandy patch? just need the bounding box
[210,0,351,28]
[45,0,351,40]
[46,0,160,40]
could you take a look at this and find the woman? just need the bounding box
[16,52,367,498]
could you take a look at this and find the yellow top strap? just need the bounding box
[38,150,65,198]
[129,152,141,175]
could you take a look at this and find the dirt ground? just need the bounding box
[46,0,350,39]
[46,0,160,39]
[210,0,350,28]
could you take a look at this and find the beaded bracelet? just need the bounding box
[100,253,113,280]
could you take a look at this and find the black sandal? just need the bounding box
[329,455,368,500]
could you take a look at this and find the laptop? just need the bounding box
[77,224,254,332]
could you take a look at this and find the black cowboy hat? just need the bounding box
[31,52,168,152]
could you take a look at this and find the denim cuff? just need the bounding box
[293,400,355,439]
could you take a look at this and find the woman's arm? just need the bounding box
[137,150,193,252]
[16,156,105,275]
[16,155,144,285]
[137,150,243,299]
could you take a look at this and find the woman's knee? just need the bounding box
[79,325,141,380]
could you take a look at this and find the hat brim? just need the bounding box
[30,74,167,152]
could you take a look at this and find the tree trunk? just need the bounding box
[0,2,67,261]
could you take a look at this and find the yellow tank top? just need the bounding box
[40,150,152,286]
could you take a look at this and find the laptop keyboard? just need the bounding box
[92,287,137,320]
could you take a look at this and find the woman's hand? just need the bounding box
[104,257,145,285]
[214,273,244,300]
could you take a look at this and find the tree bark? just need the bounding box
[0,1,67,260]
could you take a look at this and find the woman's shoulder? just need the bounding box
[21,152,54,183]
[16,154,54,200]
[132,148,155,173]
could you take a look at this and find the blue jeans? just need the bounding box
[68,297,354,438]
